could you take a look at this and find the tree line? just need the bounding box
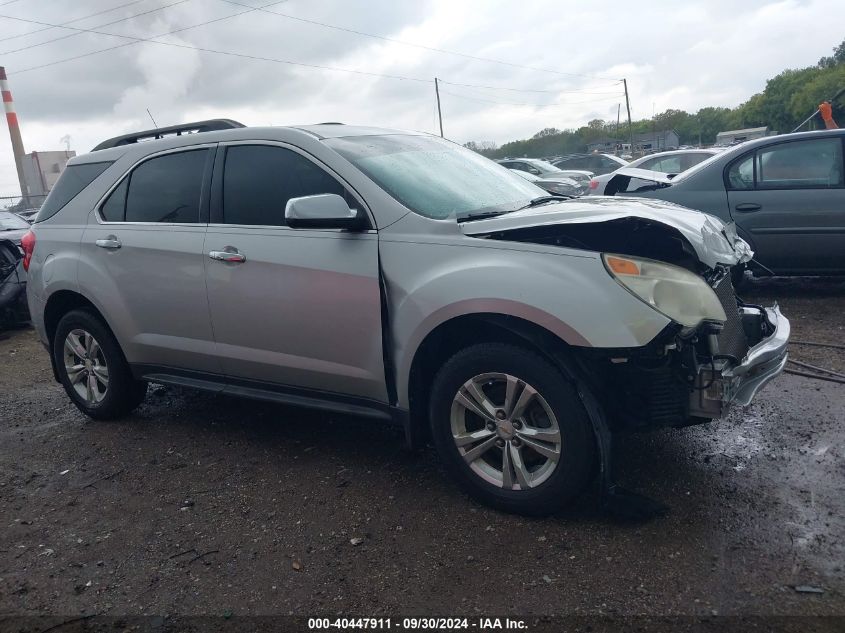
[466,39,845,159]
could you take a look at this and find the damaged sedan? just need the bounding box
[25,123,788,516]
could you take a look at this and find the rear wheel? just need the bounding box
[53,309,147,420]
[429,343,596,516]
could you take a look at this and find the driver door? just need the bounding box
[203,142,387,402]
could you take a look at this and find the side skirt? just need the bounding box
[131,364,405,424]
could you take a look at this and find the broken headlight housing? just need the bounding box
[602,253,726,328]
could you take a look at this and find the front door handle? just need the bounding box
[734,203,762,212]
[209,248,246,263]
[95,236,121,249]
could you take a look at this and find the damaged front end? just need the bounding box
[593,280,788,429]
[462,198,788,430]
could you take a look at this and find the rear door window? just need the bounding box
[755,138,843,189]
[727,138,844,190]
[124,149,208,223]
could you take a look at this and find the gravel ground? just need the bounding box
[0,277,843,626]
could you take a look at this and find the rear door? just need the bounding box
[725,136,845,273]
[204,142,386,402]
[79,146,221,373]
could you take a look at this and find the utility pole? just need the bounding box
[434,77,444,138]
[623,78,633,155]
[652,101,656,151]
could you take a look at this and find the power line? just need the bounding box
[439,79,623,95]
[0,0,149,44]
[0,0,193,56]
[216,0,621,82]
[6,2,434,84]
[0,1,618,96]
[439,88,626,109]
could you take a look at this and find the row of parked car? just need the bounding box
[498,128,845,279]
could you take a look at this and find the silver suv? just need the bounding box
[24,120,790,515]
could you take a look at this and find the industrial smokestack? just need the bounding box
[0,67,29,206]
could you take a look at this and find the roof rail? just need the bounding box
[91,119,246,151]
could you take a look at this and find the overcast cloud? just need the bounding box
[0,0,842,193]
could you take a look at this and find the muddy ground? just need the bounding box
[0,277,843,625]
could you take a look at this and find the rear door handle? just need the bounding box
[209,249,246,263]
[95,236,121,249]
[734,203,762,212]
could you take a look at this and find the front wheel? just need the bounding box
[53,309,147,420]
[429,343,596,516]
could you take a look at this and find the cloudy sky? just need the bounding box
[0,0,843,195]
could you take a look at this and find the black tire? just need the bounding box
[429,342,597,516]
[53,309,147,420]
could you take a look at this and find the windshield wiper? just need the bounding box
[457,209,514,222]
[520,195,571,209]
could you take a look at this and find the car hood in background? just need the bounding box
[460,195,753,269]
[0,228,27,245]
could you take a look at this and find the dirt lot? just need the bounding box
[0,277,843,625]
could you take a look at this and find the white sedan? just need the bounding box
[588,149,720,195]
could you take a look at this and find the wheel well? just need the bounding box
[43,290,102,349]
[407,314,576,440]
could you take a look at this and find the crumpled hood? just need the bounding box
[460,196,753,269]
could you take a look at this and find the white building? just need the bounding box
[715,127,774,145]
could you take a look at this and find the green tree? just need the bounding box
[818,39,845,69]
[487,37,845,158]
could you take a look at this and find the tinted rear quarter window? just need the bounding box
[125,149,208,223]
[35,161,112,222]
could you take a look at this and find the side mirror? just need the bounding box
[285,194,367,230]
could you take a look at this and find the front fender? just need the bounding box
[380,237,671,407]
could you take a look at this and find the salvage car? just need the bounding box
[600,130,845,277]
[0,209,30,245]
[552,152,628,175]
[497,158,593,190]
[511,169,585,196]
[0,238,27,328]
[588,149,720,195]
[23,121,789,515]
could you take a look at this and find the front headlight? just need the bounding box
[602,253,726,328]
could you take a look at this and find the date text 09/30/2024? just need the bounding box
[308,618,528,630]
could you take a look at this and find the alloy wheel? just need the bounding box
[449,372,562,490]
[63,328,109,405]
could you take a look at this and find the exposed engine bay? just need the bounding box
[477,216,705,274]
